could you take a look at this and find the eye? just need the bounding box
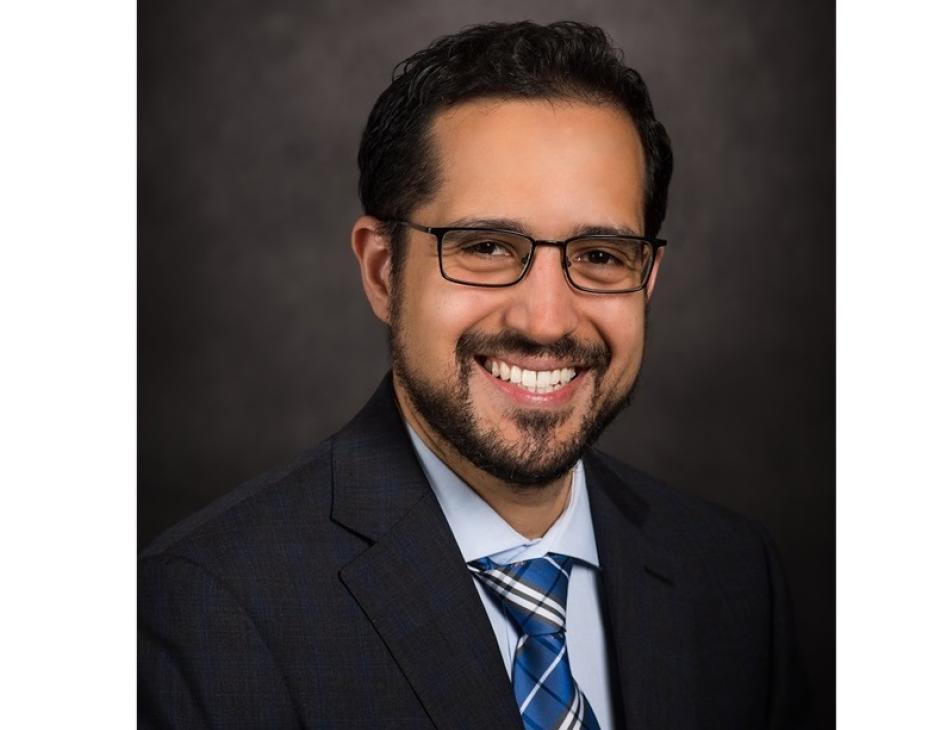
[459,239,517,257]
[574,248,627,266]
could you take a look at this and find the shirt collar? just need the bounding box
[405,424,600,568]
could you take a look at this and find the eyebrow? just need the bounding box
[443,216,641,238]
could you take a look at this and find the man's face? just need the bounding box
[390,99,658,485]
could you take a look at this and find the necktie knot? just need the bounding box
[468,553,573,637]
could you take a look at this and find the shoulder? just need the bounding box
[138,446,340,730]
[140,437,337,570]
[140,374,411,584]
[585,447,777,570]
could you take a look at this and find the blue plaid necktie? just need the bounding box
[469,554,601,730]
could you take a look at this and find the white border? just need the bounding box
[837,0,928,725]
[0,3,136,726]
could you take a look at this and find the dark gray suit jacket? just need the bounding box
[139,375,809,729]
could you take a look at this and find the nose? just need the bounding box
[500,244,580,343]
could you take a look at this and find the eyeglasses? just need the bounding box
[393,221,667,294]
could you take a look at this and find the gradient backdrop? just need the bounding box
[139,1,834,726]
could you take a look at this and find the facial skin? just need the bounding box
[353,99,662,536]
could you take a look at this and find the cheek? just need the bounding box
[434,291,502,330]
[397,279,499,366]
[596,305,647,370]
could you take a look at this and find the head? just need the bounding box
[352,21,673,488]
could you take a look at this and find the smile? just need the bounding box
[479,356,578,394]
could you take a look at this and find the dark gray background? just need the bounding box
[139,0,834,726]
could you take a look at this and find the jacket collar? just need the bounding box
[584,450,695,730]
[329,373,431,542]
[332,374,524,729]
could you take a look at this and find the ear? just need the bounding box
[351,215,394,325]
[645,247,664,301]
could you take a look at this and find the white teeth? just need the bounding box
[521,369,536,388]
[482,358,579,394]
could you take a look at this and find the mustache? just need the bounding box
[456,330,611,370]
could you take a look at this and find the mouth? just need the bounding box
[476,355,581,395]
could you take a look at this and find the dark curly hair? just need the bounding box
[357,21,673,269]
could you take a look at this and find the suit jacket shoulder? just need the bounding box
[139,438,352,730]
[139,378,523,730]
[588,448,772,571]
[141,437,337,568]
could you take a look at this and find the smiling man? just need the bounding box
[140,21,808,730]
[356,98,656,552]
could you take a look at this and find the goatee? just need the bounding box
[391,328,637,487]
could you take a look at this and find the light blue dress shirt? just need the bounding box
[406,426,615,729]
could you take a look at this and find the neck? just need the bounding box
[395,381,573,539]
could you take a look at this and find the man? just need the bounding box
[139,21,808,729]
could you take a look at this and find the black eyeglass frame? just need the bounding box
[392,220,668,294]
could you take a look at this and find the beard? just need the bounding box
[390,326,640,487]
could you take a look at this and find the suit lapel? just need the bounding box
[585,451,696,730]
[331,376,523,730]
[329,377,700,729]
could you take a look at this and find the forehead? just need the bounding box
[422,98,647,234]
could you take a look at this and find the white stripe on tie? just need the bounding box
[519,642,567,714]
[483,583,564,627]
[555,685,578,730]
[545,555,571,580]
[574,691,586,730]
[480,568,567,622]
[482,566,568,614]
